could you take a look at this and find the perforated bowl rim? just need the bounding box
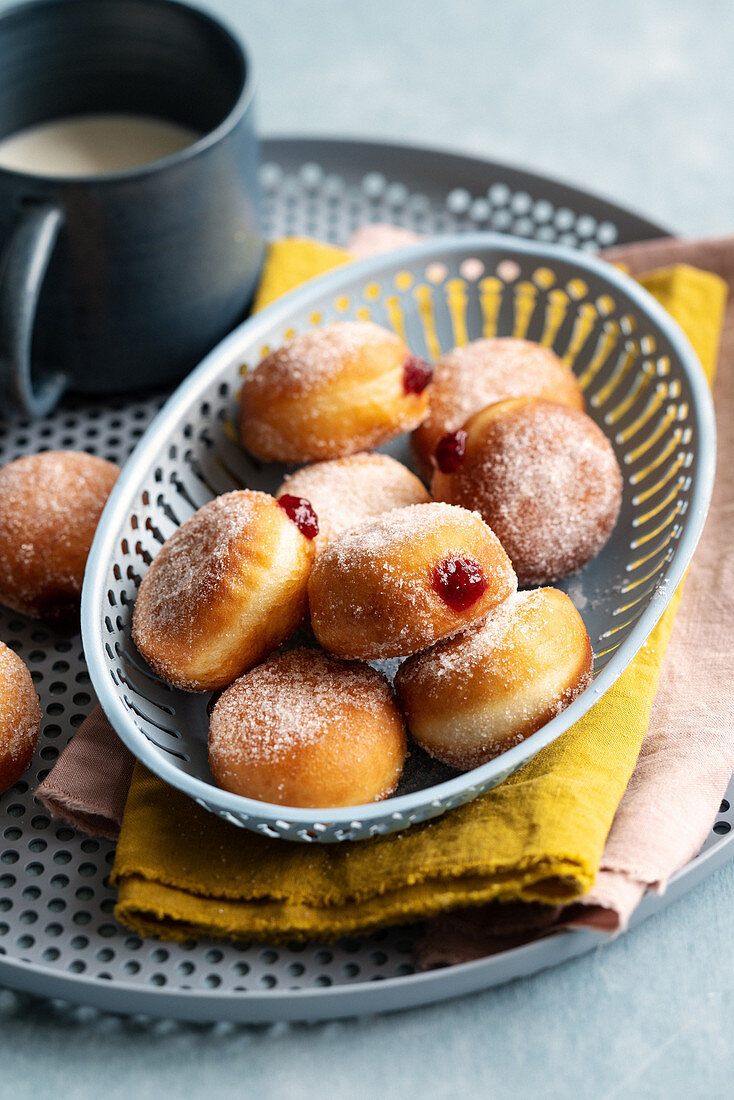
[81,232,717,831]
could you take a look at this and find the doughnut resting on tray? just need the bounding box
[0,450,118,627]
[395,587,593,770]
[239,320,433,463]
[132,489,317,692]
[308,501,517,660]
[0,641,41,793]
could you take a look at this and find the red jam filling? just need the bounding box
[403,355,433,395]
[278,495,319,540]
[434,429,467,473]
[432,555,488,612]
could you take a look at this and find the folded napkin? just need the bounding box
[36,707,134,840]
[37,236,728,946]
[575,237,734,923]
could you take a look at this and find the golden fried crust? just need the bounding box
[0,451,118,624]
[276,452,431,555]
[395,588,593,770]
[0,642,41,794]
[208,649,407,808]
[431,397,623,587]
[132,491,315,692]
[412,337,584,475]
[239,321,431,463]
[308,502,517,660]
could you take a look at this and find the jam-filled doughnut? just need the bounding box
[276,452,430,554]
[0,451,118,627]
[395,588,593,769]
[412,337,584,474]
[133,490,317,692]
[208,648,407,808]
[308,502,517,660]
[239,321,433,463]
[431,397,623,587]
[0,642,41,793]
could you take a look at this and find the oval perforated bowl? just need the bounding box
[81,232,715,843]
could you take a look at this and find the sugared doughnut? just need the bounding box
[239,321,433,463]
[132,490,317,692]
[0,451,118,627]
[308,502,517,660]
[395,588,593,769]
[208,648,407,807]
[431,397,623,587]
[0,642,41,792]
[412,337,584,474]
[276,452,431,554]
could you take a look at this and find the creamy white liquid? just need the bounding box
[0,113,200,177]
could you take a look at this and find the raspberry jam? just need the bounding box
[278,495,319,540]
[432,555,488,611]
[434,429,467,473]
[403,355,433,395]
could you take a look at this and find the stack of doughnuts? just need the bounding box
[430,396,622,587]
[129,321,623,808]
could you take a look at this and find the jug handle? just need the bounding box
[0,203,67,418]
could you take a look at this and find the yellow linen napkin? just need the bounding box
[252,238,350,312]
[112,241,726,943]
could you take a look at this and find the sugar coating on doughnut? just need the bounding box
[208,649,407,808]
[308,501,517,659]
[240,321,431,463]
[412,337,584,469]
[132,490,314,692]
[0,450,118,624]
[395,587,593,770]
[276,452,430,553]
[432,398,623,587]
[248,321,400,398]
[0,642,41,793]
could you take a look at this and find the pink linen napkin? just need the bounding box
[37,232,734,957]
[572,235,734,926]
[419,234,734,964]
[36,706,134,840]
[348,224,422,257]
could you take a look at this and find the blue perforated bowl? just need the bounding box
[82,233,715,842]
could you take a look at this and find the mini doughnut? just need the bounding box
[0,450,118,627]
[431,397,623,587]
[132,490,317,692]
[208,648,407,808]
[0,642,41,793]
[412,337,584,474]
[308,502,517,660]
[395,588,593,769]
[239,320,433,463]
[276,452,430,554]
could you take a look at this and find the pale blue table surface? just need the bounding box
[2,0,733,1095]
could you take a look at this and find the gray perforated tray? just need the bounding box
[0,136,729,1022]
